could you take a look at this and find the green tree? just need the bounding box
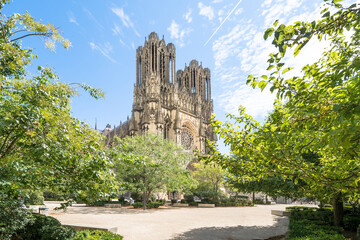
[0,1,115,237]
[207,0,360,226]
[112,134,193,210]
[191,162,225,201]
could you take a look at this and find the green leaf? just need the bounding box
[258,80,268,91]
[267,65,275,71]
[281,67,293,74]
[322,11,330,18]
[273,19,279,27]
[264,27,274,40]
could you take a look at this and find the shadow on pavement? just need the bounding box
[170,217,288,240]
[53,206,179,215]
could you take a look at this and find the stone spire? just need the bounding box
[119,121,123,136]
[129,111,138,131]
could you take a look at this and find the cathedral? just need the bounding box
[103,32,216,153]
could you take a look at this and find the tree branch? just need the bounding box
[10,32,51,42]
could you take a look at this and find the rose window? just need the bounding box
[181,126,193,150]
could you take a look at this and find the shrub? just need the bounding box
[171,199,177,204]
[132,202,143,208]
[0,198,34,240]
[288,219,344,240]
[253,199,264,204]
[23,190,45,205]
[343,214,360,231]
[184,194,195,203]
[357,224,360,240]
[88,200,122,207]
[132,201,163,209]
[73,230,123,240]
[118,197,125,204]
[214,198,253,207]
[16,213,76,240]
[43,191,61,201]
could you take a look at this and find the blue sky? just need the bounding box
[4,0,353,153]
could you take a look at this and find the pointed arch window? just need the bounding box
[138,59,142,85]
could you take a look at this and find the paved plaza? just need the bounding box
[41,202,311,240]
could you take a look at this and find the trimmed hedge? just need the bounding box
[286,207,347,240]
[132,200,165,209]
[88,201,122,207]
[73,230,123,240]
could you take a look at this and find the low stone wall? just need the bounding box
[173,203,189,207]
[198,203,215,208]
[65,224,118,233]
[271,210,291,217]
[104,204,122,208]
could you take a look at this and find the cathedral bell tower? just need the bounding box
[104,32,216,154]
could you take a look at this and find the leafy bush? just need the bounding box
[288,219,344,240]
[88,200,122,207]
[16,213,75,240]
[253,199,265,204]
[133,201,164,209]
[73,230,123,240]
[132,202,143,208]
[184,194,195,204]
[147,201,162,209]
[289,207,333,224]
[43,191,62,201]
[215,198,253,207]
[118,197,125,204]
[23,190,45,205]
[357,224,360,240]
[171,199,177,204]
[233,195,248,199]
[0,198,34,240]
[343,214,360,231]
[286,207,346,240]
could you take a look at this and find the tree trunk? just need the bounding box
[333,192,344,227]
[252,192,255,202]
[143,190,146,210]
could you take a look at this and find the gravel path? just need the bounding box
[44,202,306,240]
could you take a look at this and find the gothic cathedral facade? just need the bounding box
[104,32,216,153]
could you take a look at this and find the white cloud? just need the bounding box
[235,8,243,15]
[112,23,122,36]
[198,2,215,20]
[89,42,117,63]
[212,0,223,3]
[168,21,180,39]
[111,8,140,37]
[183,9,193,23]
[218,85,275,119]
[83,8,103,30]
[67,11,79,25]
[167,20,192,47]
[261,0,305,27]
[211,0,330,120]
[119,39,126,46]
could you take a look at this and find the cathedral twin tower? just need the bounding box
[104,32,216,153]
